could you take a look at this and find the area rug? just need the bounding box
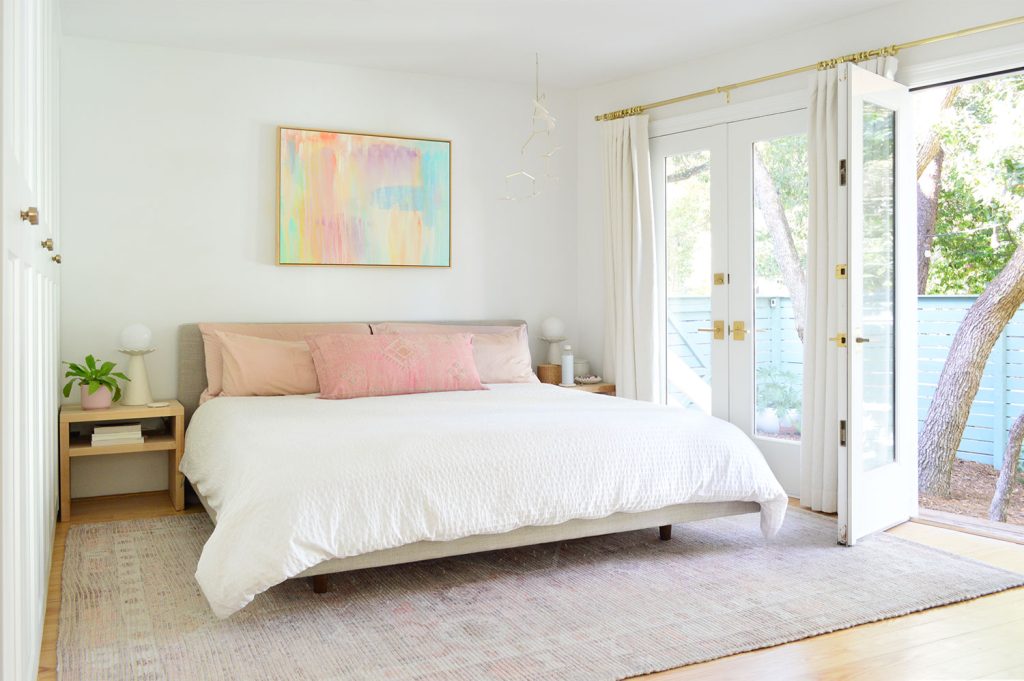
[57,508,1024,680]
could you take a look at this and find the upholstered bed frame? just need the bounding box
[177,322,761,593]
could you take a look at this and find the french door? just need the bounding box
[837,63,917,545]
[652,109,807,494]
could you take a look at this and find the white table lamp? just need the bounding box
[539,316,567,365]
[119,323,154,405]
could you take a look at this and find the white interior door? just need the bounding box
[1,0,60,676]
[838,63,917,545]
[652,109,808,494]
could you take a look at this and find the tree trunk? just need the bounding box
[666,161,709,184]
[753,148,807,340]
[989,410,1024,522]
[917,148,944,294]
[915,85,958,294]
[919,240,1024,496]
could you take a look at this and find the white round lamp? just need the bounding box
[119,323,154,405]
[540,316,566,365]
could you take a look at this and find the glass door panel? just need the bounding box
[752,135,808,441]
[665,150,713,411]
[859,102,896,471]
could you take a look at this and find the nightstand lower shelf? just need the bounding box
[59,400,185,522]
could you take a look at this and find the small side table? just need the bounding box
[561,382,616,396]
[58,399,185,522]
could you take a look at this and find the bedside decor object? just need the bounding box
[537,363,560,385]
[119,323,155,406]
[62,354,129,410]
[58,400,185,521]
[573,358,590,378]
[576,375,603,385]
[560,344,575,387]
[539,316,566,364]
[278,127,451,267]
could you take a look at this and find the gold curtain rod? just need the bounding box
[594,15,1024,122]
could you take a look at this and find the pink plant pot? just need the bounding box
[80,385,113,410]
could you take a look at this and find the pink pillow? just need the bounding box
[198,322,370,396]
[217,331,319,397]
[370,323,538,384]
[306,333,485,399]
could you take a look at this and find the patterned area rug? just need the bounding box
[58,508,1024,680]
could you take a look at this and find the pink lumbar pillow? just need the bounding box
[198,322,370,396]
[370,322,538,384]
[306,333,485,399]
[217,331,319,397]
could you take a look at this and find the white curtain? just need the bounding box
[601,115,659,402]
[801,56,898,512]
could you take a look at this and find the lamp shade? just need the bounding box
[540,316,565,339]
[119,323,153,351]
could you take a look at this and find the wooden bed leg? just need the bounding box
[311,575,329,594]
[659,524,672,541]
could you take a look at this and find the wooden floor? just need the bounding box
[38,494,1024,681]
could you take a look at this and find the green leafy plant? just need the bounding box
[62,355,129,401]
[756,364,801,415]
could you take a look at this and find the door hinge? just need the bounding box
[839,159,847,186]
[839,419,847,447]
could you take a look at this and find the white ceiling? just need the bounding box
[60,0,903,88]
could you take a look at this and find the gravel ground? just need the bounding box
[920,459,1024,526]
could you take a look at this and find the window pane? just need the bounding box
[753,135,808,440]
[861,102,896,471]
[665,150,712,412]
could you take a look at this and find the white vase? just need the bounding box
[756,408,780,435]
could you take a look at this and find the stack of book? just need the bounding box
[91,423,143,446]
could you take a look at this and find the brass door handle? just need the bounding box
[828,334,847,348]
[697,321,725,340]
[51,254,61,264]
[20,207,39,225]
[40,238,54,251]
[732,321,747,341]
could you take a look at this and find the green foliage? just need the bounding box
[62,354,129,402]
[665,151,711,296]
[922,72,1024,294]
[756,363,800,414]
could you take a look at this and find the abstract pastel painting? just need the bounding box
[278,127,451,266]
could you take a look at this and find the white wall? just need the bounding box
[576,0,1024,378]
[61,38,578,497]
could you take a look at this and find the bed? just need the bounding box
[177,322,788,618]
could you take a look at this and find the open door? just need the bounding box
[837,63,917,546]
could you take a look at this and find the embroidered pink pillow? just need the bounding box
[306,333,485,399]
[217,331,319,397]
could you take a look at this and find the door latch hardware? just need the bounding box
[835,264,847,278]
[732,321,747,341]
[839,159,847,187]
[839,419,847,447]
[713,273,726,286]
[697,320,725,341]
[828,333,847,348]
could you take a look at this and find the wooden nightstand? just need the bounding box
[58,399,185,522]
[562,382,616,396]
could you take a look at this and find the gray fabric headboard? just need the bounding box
[177,320,529,425]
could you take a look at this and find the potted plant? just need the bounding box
[63,355,130,410]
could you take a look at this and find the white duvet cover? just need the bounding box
[181,384,788,617]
